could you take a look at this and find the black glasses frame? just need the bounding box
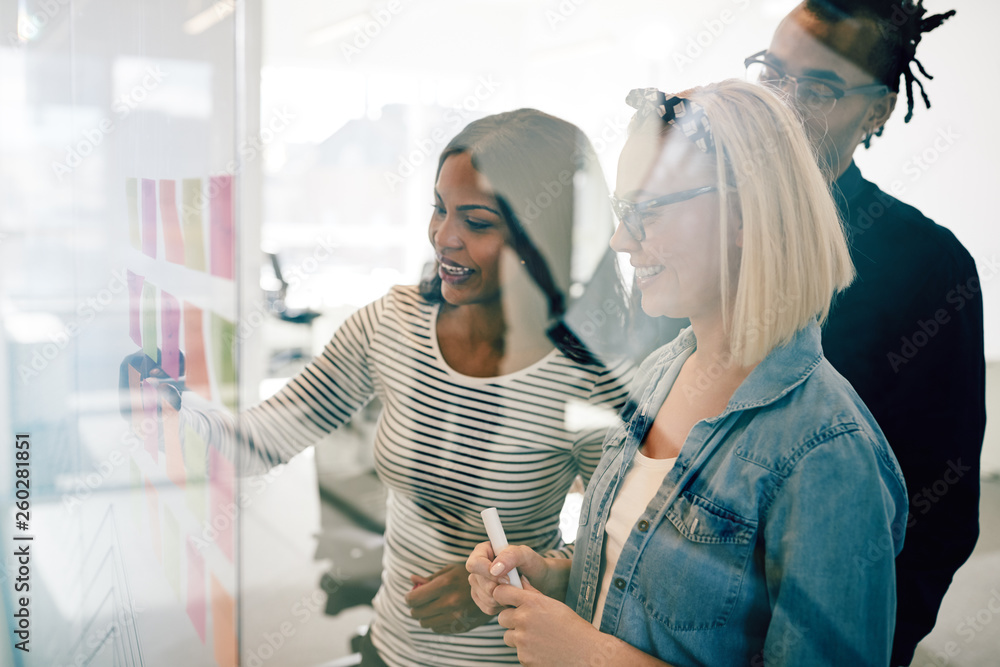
[609,185,717,242]
[744,50,890,109]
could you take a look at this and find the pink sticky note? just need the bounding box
[183,302,212,401]
[209,446,235,562]
[160,290,181,379]
[140,379,159,460]
[211,574,237,667]
[162,398,185,489]
[127,270,144,347]
[209,175,234,280]
[145,479,161,562]
[186,537,206,642]
[159,179,186,265]
[141,178,157,258]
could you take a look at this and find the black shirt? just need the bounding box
[825,162,986,665]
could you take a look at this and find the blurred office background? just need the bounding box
[0,0,997,665]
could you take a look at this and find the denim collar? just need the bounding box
[648,320,824,421]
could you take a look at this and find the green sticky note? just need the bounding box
[126,178,141,249]
[142,282,158,361]
[184,424,207,524]
[182,178,207,272]
[210,312,237,412]
[163,506,181,600]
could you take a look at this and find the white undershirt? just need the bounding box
[592,448,677,629]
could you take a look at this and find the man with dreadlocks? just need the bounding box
[747,1,985,664]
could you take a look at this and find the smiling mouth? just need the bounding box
[635,265,664,279]
[439,263,473,277]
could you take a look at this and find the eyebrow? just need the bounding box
[764,52,846,85]
[434,189,501,216]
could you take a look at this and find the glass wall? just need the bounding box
[1,1,247,665]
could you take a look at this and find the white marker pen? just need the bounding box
[480,507,522,589]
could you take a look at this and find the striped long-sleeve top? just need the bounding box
[184,284,632,666]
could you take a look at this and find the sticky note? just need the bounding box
[182,179,207,272]
[211,573,237,667]
[159,179,186,265]
[210,312,237,412]
[209,446,235,563]
[127,270,144,347]
[130,457,142,526]
[145,478,161,562]
[160,290,181,379]
[126,178,140,250]
[164,506,181,599]
[209,175,234,280]
[127,363,144,435]
[140,379,159,461]
[162,398,185,488]
[142,282,158,362]
[141,178,157,258]
[183,302,212,401]
[186,537,206,642]
[185,424,207,524]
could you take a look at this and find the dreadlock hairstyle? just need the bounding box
[805,0,956,147]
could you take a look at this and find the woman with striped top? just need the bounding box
[177,109,633,666]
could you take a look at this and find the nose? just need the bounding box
[430,211,463,252]
[610,219,640,254]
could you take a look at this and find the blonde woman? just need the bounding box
[467,80,907,666]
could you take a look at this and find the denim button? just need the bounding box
[638,519,649,532]
[615,578,626,590]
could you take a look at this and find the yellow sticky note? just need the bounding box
[210,312,237,412]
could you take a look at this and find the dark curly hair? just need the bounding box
[806,0,956,146]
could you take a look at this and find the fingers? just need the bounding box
[465,541,496,578]
[468,573,504,615]
[493,582,532,608]
[488,544,543,581]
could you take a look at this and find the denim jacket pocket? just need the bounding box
[630,492,756,631]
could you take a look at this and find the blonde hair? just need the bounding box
[633,79,855,366]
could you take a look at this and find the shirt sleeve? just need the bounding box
[180,293,386,476]
[761,429,908,666]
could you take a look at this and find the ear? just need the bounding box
[867,92,897,133]
[733,216,744,249]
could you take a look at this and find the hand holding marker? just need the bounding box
[481,507,522,589]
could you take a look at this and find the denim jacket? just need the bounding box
[566,322,908,666]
